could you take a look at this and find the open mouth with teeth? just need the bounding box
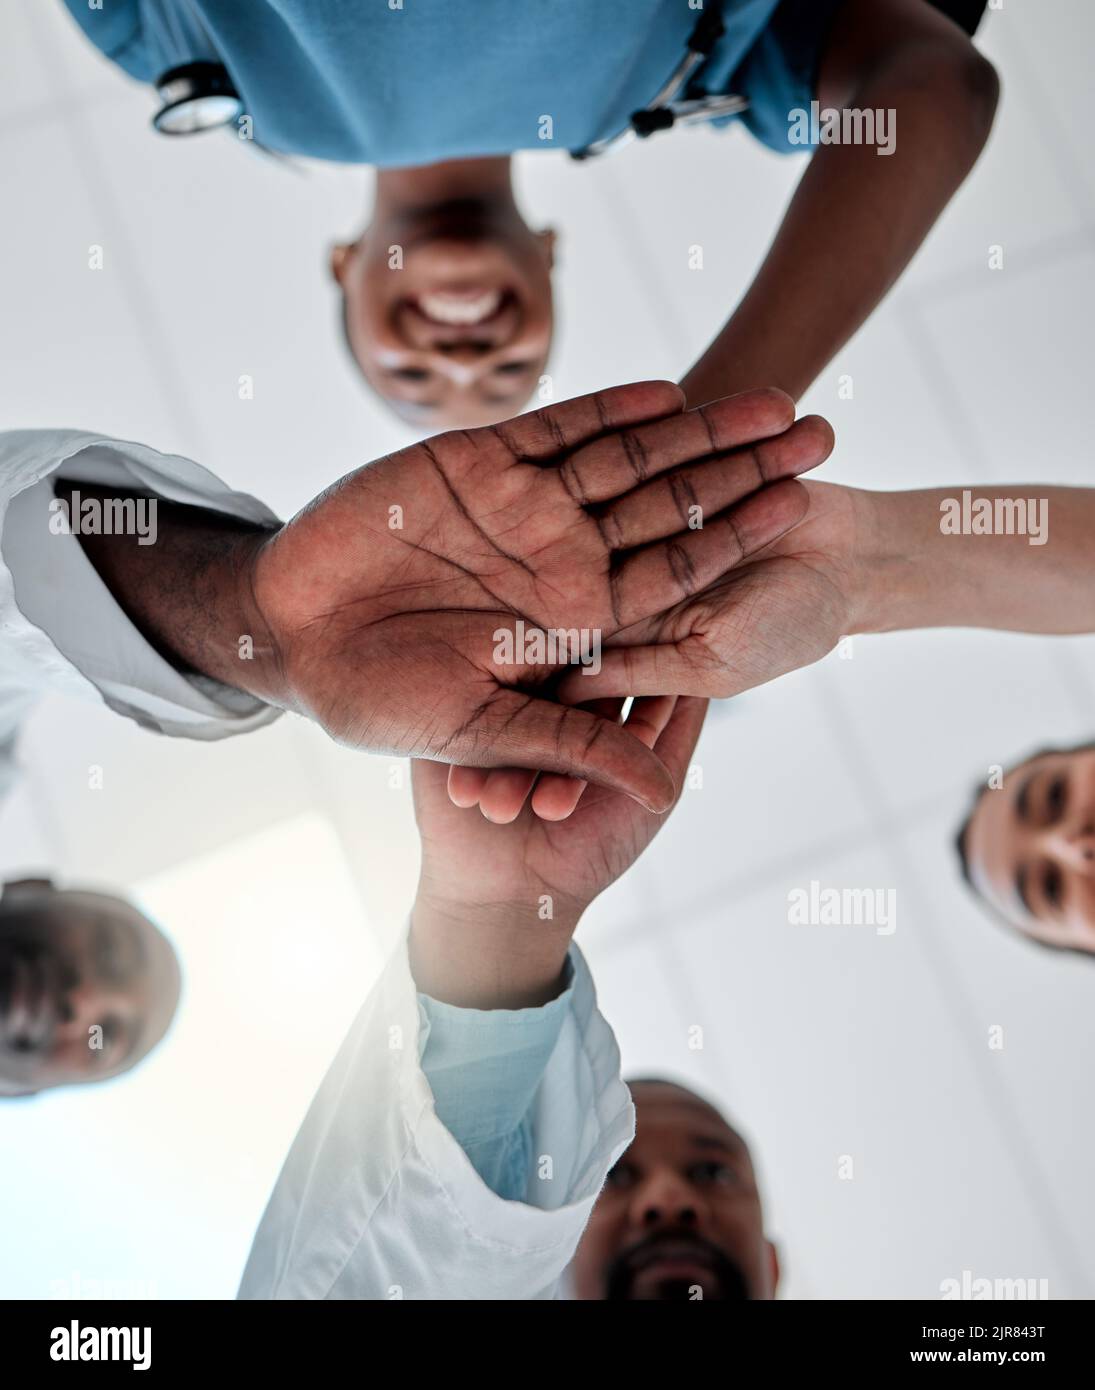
[411,287,510,327]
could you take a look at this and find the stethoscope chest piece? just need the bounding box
[153,61,243,135]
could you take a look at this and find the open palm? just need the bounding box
[560,480,859,702]
[249,383,830,807]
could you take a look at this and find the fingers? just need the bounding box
[448,696,703,822]
[528,771,586,822]
[531,693,677,816]
[469,698,626,822]
[491,381,685,461]
[475,689,676,812]
[447,764,490,808]
[523,696,628,820]
[472,767,540,824]
[599,414,833,551]
[559,387,796,506]
[557,642,709,702]
[648,696,709,800]
[532,696,692,821]
[611,476,810,627]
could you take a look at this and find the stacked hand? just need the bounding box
[243,382,833,810]
[449,480,855,823]
[413,695,709,934]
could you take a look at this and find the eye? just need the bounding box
[1042,861,1064,908]
[1046,776,1067,823]
[389,367,431,383]
[605,1162,637,1191]
[689,1160,738,1187]
[493,362,531,377]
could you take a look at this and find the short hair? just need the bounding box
[624,1075,742,1137]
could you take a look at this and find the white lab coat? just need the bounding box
[0,429,281,792]
[238,936,635,1300]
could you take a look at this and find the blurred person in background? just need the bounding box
[956,743,1095,959]
[570,1077,779,1300]
[0,877,180,1098]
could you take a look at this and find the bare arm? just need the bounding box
[679,0,999,408]
[561,483,1095,702]
[850,485,1095,636]
[53,479,284,696]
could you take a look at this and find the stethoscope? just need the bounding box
[151,0,744,151]
[153,60,243,135]
[146,0,244,135]
[570,0,746,160]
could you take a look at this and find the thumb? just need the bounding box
[557,644,704,702]
[480,689,675,812]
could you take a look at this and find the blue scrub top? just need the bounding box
[61,0,840,164]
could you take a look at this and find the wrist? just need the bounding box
[128,518,289,706]
[409,888,582,1010]
[219,529,293,706]
[58,479,289,700]
[844,488,926,635]
[412,884,583,940]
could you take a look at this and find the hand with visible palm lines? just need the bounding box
[242,382,832,809]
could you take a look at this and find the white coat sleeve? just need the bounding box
[0,429,281,744]
[237,936,634,1301]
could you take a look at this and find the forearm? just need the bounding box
[849,486,1095,635]
[54,479,288,703]
[680,23,998,408]
[408,892,580,1010]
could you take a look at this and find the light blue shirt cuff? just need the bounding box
[417,955,575,1202]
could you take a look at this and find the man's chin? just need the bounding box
[628,1268,724,1301]
[605,1241,750,1301]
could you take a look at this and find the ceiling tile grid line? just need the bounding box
[588,778,960,961]
[809,662,1091,1293]
[905,225,1095,315]
[20,3,211,459]
[986,3,1095,229]
[591,156,703,370]
[894,296,1095,728]
[591,867,827,1300]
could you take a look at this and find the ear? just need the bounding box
[766,1238,781,1297]
[0,1082,42,1099]
[538,228,557,269]
[329,243,354,285]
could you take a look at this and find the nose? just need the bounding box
[628,1170,707,1232]
[432,342,500,387]
[1048,820,1095,871]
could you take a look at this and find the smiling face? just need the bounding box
[961,745,1095,953]
[570,1080,779,1300]
[333,199,555,430]
[0,881,181,1097]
